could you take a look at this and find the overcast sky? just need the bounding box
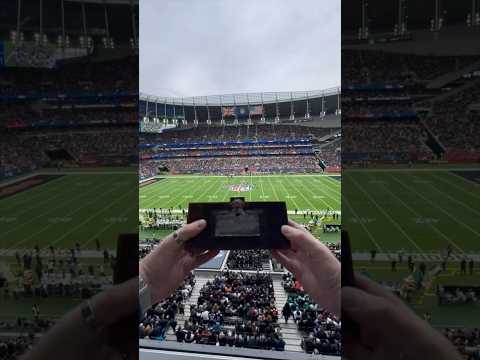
[140,0,340,98]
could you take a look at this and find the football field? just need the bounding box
[140,174,341,242]
[343,168,480,256]
[0,171,138,252]
[140,174,341,211]
[344,168,480,327]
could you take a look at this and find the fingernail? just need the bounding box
[281,225,291,234]
[197,219,206,228]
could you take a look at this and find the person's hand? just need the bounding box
[272,219,340,316]
[343,274,462,360]
[139,219,219,303]
[21,278,139,360]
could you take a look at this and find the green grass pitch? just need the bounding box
[140,174,341,242]
[343,169,480,255]
[344,168,480,328]
[0,172,138,252]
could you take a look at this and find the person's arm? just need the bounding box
[22,220,217,360]
[20,278,137,360]
[139,219,219,304]
[272,220,341,316]
[342,274,463,360]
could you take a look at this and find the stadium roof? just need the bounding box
[342,0,476,32]
[140,88,340,106]
[66,0,138,4]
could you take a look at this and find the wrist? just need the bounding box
[139,272,153,317]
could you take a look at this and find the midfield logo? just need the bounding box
[227,183,254,192]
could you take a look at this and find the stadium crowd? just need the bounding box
[140,124,335,144]
[443,328,480,360]
[342,119,435,161]
[428,82,480,153]
[438,285,480,305]
[185,272,285,350]
[154,156,321,175]
[3,245,115,301]
[139,209,185,232]
[282,272,341,356]
[342,50,480,84]
[0,335,35,360]
[139,273,195,341]
[2,56,137,95]
[226,250,271,271]
[2,126,136,179]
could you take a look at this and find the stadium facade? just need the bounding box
[139,89,341,128]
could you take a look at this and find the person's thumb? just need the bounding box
[342,286,383,326]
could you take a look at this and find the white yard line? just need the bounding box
[432,173,480,200]
[266,176,282,202]
[1,180,111,239]
[378,174,465,254]
[276,177,303,210]
[342,196,385,253]
[5,182,123,250]
[0,176,72,211]
[283,176,321,211]
[423,175,480,217]
[49,188,138,247]
[349,175,425,254]
[391,175,480,238]
[309,177,341,207]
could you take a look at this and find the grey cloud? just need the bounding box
[140,0,340,98]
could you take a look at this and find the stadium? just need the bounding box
[138,90,342,357]
[0,0,138,358]
[342,0,480,357]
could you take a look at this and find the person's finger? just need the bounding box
[281,224,333,261]
[288,219,305,230]
[91,278,138,327]
[164,219,207,248]
[342,286,394,349]
[343,332,375,360]
[272,249,300,274]
[190,249,220,270]
[354,273,402,305]
[342,286,383,324]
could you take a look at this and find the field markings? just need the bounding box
[395,174,480,238]
[324,176,342,188]
[444,171,480,190]
[205,177,225,201]
[309,177,341,208]
[0,175,75,212]
[342,196,385,253]
[266,176,282,202]
[259,178,266,199]
[312,177,341,205]
[48,187,138,248]
[162,179,199,209]
[3,182,125,250]
[219,177,236,202]
[423,175,480,217]
[0,176,100,220]
[0,179,112,239]
[282,177,318,211]
[175,177,220,209]
[349,174,425,254]
[139,179,184,208]
[378,174,465,254]
[140,178,193,200]
[275,177,303,211]
[141,178,192,209]
[431,173,480,201]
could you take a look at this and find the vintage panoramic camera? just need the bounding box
[186,197,290,250]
